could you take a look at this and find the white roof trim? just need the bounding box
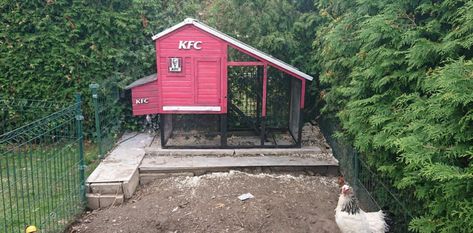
[152,18,313,81]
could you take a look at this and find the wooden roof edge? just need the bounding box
[125,73,157,90]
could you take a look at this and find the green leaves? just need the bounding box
[314,0,473,232]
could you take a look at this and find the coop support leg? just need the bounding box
[220,114,227,148]
[159,114,165,148]
[297,111,303,148]
[261,63,267,146]
[260,116,266,146]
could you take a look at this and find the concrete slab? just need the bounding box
[145,146,325,157]
[86,193,100,210]
[89,182,123,195]
[86,133,153,209]
[139,156,338,173]
[146,148,235,156]
[87,133,154,183]
[233,147,324,156]
[122,169,140,198]
[86,193,124,209]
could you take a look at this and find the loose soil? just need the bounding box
[70,171,341,233]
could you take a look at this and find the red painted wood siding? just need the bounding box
[156,25,227,114]
[131,80,159,116]
[195,58,221,105]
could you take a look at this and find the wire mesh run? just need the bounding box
[226,66,301,148]
[159,64,305,148]
[161,114,222,148]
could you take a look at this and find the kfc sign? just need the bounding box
[135,98,149,104]
[178,40,202,50]
[169,57,182,72]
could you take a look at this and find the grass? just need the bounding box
[1,141,102,233]
[1,91,120,233]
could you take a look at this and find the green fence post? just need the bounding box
[75,93,86,204]
[89,83,103,159]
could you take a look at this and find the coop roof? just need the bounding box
[125,73,157,90]
[152,18,313,81]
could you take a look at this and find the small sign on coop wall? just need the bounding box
[135,98,149,104]
[169,57,182,72]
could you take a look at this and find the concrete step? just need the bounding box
[139,155,338,184]
[145,146,328,156]
[87,182,123,195]
[86,193,124,209]
[86,133,154,209]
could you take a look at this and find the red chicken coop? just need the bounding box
[125,18,313,148]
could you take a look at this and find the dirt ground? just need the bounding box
[70,171,341,233]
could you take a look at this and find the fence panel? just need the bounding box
[318,115,414,233]
[89,81,123,159]
[0,99,68,135]
[0,96,85,233]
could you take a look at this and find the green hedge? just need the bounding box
[314,0,473,232]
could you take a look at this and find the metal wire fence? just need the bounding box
[318,115,415,233]
[0,95,85,233]
[0,98,68,135]
[89,80,124,159]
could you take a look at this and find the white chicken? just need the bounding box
[335,184,388,233]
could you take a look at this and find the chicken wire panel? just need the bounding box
[161,114,173,145]
[226,66,298,147]
[263,68,294,147]
[288,78,302,140]
[227,66,262,131]
[162,114,221,147]
[265,67,291,129]
[318,115,414,233]
[355,159,414,233]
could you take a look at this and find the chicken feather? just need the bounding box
[335,185,388,233]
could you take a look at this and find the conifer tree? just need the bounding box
[314,0,473,232]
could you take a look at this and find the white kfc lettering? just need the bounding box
[194,41,202,49]
[178,41,188,49]
[135,98,149,104]
[188,41,195,49]
[178,40,202,50]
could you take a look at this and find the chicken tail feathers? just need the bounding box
[366,210,389,233]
